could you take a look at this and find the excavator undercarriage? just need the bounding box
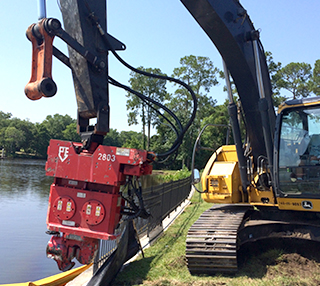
[186,204,320,274]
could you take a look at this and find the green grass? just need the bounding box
[151,167,191,183]
[113,192,320,286]
[114,192,213,285]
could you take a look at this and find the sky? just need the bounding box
[1,0,320,133]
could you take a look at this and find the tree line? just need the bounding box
[0,112,147,158]
[1,54,319,170]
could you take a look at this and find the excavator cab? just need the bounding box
[274,97,320,212]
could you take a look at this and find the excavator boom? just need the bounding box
[182,0,275,163]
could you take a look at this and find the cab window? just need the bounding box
[278,106,320,196]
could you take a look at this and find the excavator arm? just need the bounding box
[182,0,276,169]
[25,0,126,144]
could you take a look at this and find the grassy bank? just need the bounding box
[151,168,191,183]
[114,192,320,286]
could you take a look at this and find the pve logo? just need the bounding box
[58,146,69,162]
[302,200,313,210]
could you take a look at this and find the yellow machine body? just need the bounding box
[201,145,277,208]
[201,145,241,204]
[201,139,320,212]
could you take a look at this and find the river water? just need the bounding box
[0,159,66,284]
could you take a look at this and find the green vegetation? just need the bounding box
[2,55,320,171]
[0,112,77,158]
[126,55,220,170]
[152,167,191,183]
[127,67,168,150]
[114,192,320,286]
[114,192,211,286]
[0,55,225,171]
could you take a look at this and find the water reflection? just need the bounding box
[0,159,52,196]
[0,159,60,284]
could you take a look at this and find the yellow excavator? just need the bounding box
[184,0,320,275]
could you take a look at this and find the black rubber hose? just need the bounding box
[87,9,197,158]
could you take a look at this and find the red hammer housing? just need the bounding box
[45,139,153,270]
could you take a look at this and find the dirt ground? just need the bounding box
[266,252,320,281]
[235,239,320,286]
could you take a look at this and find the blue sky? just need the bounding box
[1,0,319,132]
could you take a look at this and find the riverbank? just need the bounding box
[113,193,320,286]
[0,151,44,160]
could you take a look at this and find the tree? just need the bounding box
[103,128,121,147]
[126,67,168,149]
[265,51,287,106]
[121,135,142,149]
[0,111,12,122]
[172,55,219,95]
[0,111,12,149]
[0,111,80,158]
[4,126,25,154]
[0,116,36,156]
[119,131,144,150]
[275,62,312,99]
[194,100,231,169]
[156,55,220,169]
[8,118,35,153]
[309,59,320,96]
[32,123,50,157]
[41,114,75,139]
[62,122,81,142]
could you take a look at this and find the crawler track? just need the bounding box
[186,204,250,274]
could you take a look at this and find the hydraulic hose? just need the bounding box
[86,6,197,158]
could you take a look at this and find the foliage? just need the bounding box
[152,166,191,183]
[266,53,320,105]
[172,55,219,95]
[309,59,320,96]
[150,55,220,169]
[41,114,74,139]
[33,123,51,157]
[274,62,312,99]
[0,112,147,159]
[126,67,169,149]
[103,129,122,146]
[4,126,25,154]
[62,122,81,142]
[103,130,146,150]
[265,51,287,106]
[0,113,78,158]
[2,54,320,168]
[195,99,231,169]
